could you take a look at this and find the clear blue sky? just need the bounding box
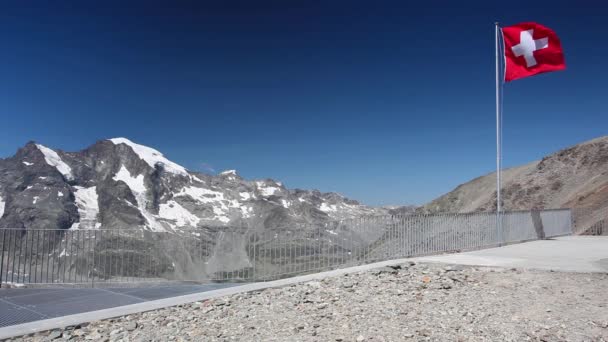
[0,1,606,206]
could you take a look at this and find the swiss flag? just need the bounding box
[502,22,566,82]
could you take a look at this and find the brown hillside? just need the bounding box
[422,136,608,234]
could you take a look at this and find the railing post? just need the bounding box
[0,229,5,288]
[531,210,545,240]
[92,230,97,288]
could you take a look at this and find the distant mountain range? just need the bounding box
[2,136,606,234]
[0,138,413,231]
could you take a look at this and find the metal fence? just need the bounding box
[0,209,572,287]
[572,206,608,235]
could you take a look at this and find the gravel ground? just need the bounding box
[12,262,608,342]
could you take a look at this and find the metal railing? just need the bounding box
[572,206,608,235]
[0,209,572,287]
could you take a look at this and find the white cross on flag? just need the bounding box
[502,22,566,82]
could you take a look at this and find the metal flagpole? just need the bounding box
[495,22,503,245]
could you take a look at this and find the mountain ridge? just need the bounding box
[422,135,608,233]
[0,138,406,232]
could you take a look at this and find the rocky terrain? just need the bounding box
[15,262,608,342]
[0,138,404,232]
[422,136,608,234]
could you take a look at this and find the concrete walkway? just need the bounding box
[414,236,608,272]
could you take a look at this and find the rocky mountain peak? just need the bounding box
[218,169,241,182]
[108,137,189,176]
[219,170,238,176]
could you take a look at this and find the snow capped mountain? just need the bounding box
[0,138,391,231]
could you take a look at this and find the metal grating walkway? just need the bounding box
[0,283,238,328]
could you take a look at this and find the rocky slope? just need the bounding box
[422,136,608,232]
[0,138,390,232]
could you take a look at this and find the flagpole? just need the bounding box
[495,22,503,245]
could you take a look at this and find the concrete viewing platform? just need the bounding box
[414,236,608,273]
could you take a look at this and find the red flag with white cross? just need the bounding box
[502,22,566,82]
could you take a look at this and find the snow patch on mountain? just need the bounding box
[109,138,188,176]
[190,174,204,183]
[220,170,238,181]
[240,192,252,200]
[159,200,200,228]
[212,207,230,223]
[23,161,33,166]
[113,165,146,194]
[113,165,164,231]
[178,186,224,203]
[240,205,253,218]
[177,185,238,223]
[0,195,5,218]
[256,181,280,197]
[70,186,100,229]
[319,203,337,212]
[178,186,240,209]
[35,144,73,180]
